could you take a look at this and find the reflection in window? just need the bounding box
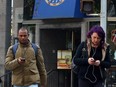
[107,22,116,65]
[23,0,35,20]
[114,51,116,60]
[108,0,116,17]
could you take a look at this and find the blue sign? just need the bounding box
[32,0,86,19]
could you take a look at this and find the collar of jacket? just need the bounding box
[19,40,30,47]
[86,38,109,61]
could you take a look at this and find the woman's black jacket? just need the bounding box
[73,41,111,82]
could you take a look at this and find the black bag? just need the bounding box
[72,42,86,74]
[72,59,80,74]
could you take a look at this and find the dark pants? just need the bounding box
[78,79,104,87]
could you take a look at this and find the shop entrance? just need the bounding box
[40,28,81,87]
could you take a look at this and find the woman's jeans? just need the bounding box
[13,83,39,87]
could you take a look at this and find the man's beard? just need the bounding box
[20,40,29,45]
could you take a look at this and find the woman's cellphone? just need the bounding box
[91,59,95,62]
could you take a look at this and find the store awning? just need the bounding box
[32,0,87,19]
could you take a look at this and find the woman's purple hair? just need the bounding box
[87,25,105,46]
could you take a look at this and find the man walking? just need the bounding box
[5,27,47,87]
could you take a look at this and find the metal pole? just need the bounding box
[100,0,107,87]
[4,0,12,87]
[100,0,107,39]
[71,31,74,87]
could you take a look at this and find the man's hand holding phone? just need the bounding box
[17,57,25,64]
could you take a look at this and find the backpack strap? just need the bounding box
[12,43,19,58]
[31,43,38,57]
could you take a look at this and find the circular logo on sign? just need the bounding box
[45,0,64,6]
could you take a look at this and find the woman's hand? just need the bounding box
[88,57,95,65]
[88,58,100,66]
[94,60,100,66]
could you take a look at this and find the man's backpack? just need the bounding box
[72,42,86,74]
[12,43,38,58]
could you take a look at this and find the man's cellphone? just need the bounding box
[21,58,25,61]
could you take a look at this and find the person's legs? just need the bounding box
[78,79,93,87]
[94,81,104,87]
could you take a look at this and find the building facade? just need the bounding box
[11,0,116,87]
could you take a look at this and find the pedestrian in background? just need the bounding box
[5,27,47,87]
[73,25,111,87]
